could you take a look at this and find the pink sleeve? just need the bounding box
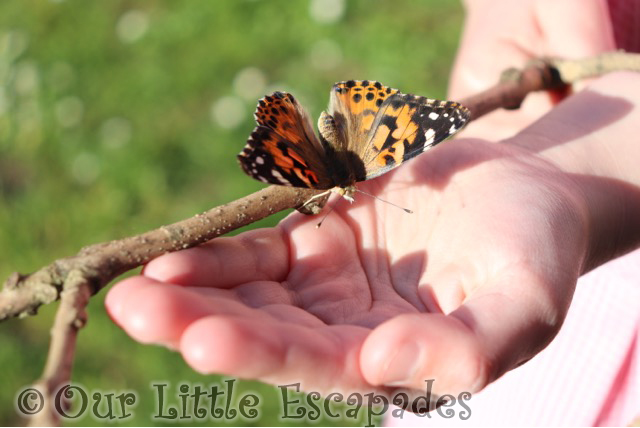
[608,0,640,52]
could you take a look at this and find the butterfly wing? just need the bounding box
[326,80,400,152]
[359,94,470,180]
[238,92,334,189]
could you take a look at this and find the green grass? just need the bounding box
[0,0,463,425]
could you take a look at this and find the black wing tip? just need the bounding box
[332,79,396,92]
[254,91,296,113]
[252,92,299,127]
[441,101,471,126]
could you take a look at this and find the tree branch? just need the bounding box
[29,273,90,426]
[1,186,321,320]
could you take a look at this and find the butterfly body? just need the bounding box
[238,80,470,203]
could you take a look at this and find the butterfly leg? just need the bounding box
[296,189,332,215]
[304,189,332,205]
[298,185,357,216]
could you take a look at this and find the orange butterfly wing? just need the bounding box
[238,92,334,189]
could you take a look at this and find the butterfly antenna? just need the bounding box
[355,189,413,214]
[316,197,342,228]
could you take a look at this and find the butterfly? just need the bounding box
[238,80,470,206]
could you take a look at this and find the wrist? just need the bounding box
[505,72,640,273]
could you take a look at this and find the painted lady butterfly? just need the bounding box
[238,80,470,204]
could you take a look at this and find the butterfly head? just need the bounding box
[334,185,356,203]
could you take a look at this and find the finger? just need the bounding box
[143,227,289,288]
[105,276,268,348]
[179,315,372,395]
[534,0,614,58]
[105,275,157,324]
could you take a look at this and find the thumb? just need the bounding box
[359,313,489,396]
[360,270,572,395]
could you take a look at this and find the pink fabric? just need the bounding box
[386,249,640,426]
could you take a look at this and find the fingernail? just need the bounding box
[381,341,423,386]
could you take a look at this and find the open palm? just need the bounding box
[106,135,587,399]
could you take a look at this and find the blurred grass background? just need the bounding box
[0,0,463,425]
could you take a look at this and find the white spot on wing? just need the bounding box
[271,169,289,184]
[255,157,265,165]
[428,112,439,120]
[424,128,436,151]
[449,124,457,134]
